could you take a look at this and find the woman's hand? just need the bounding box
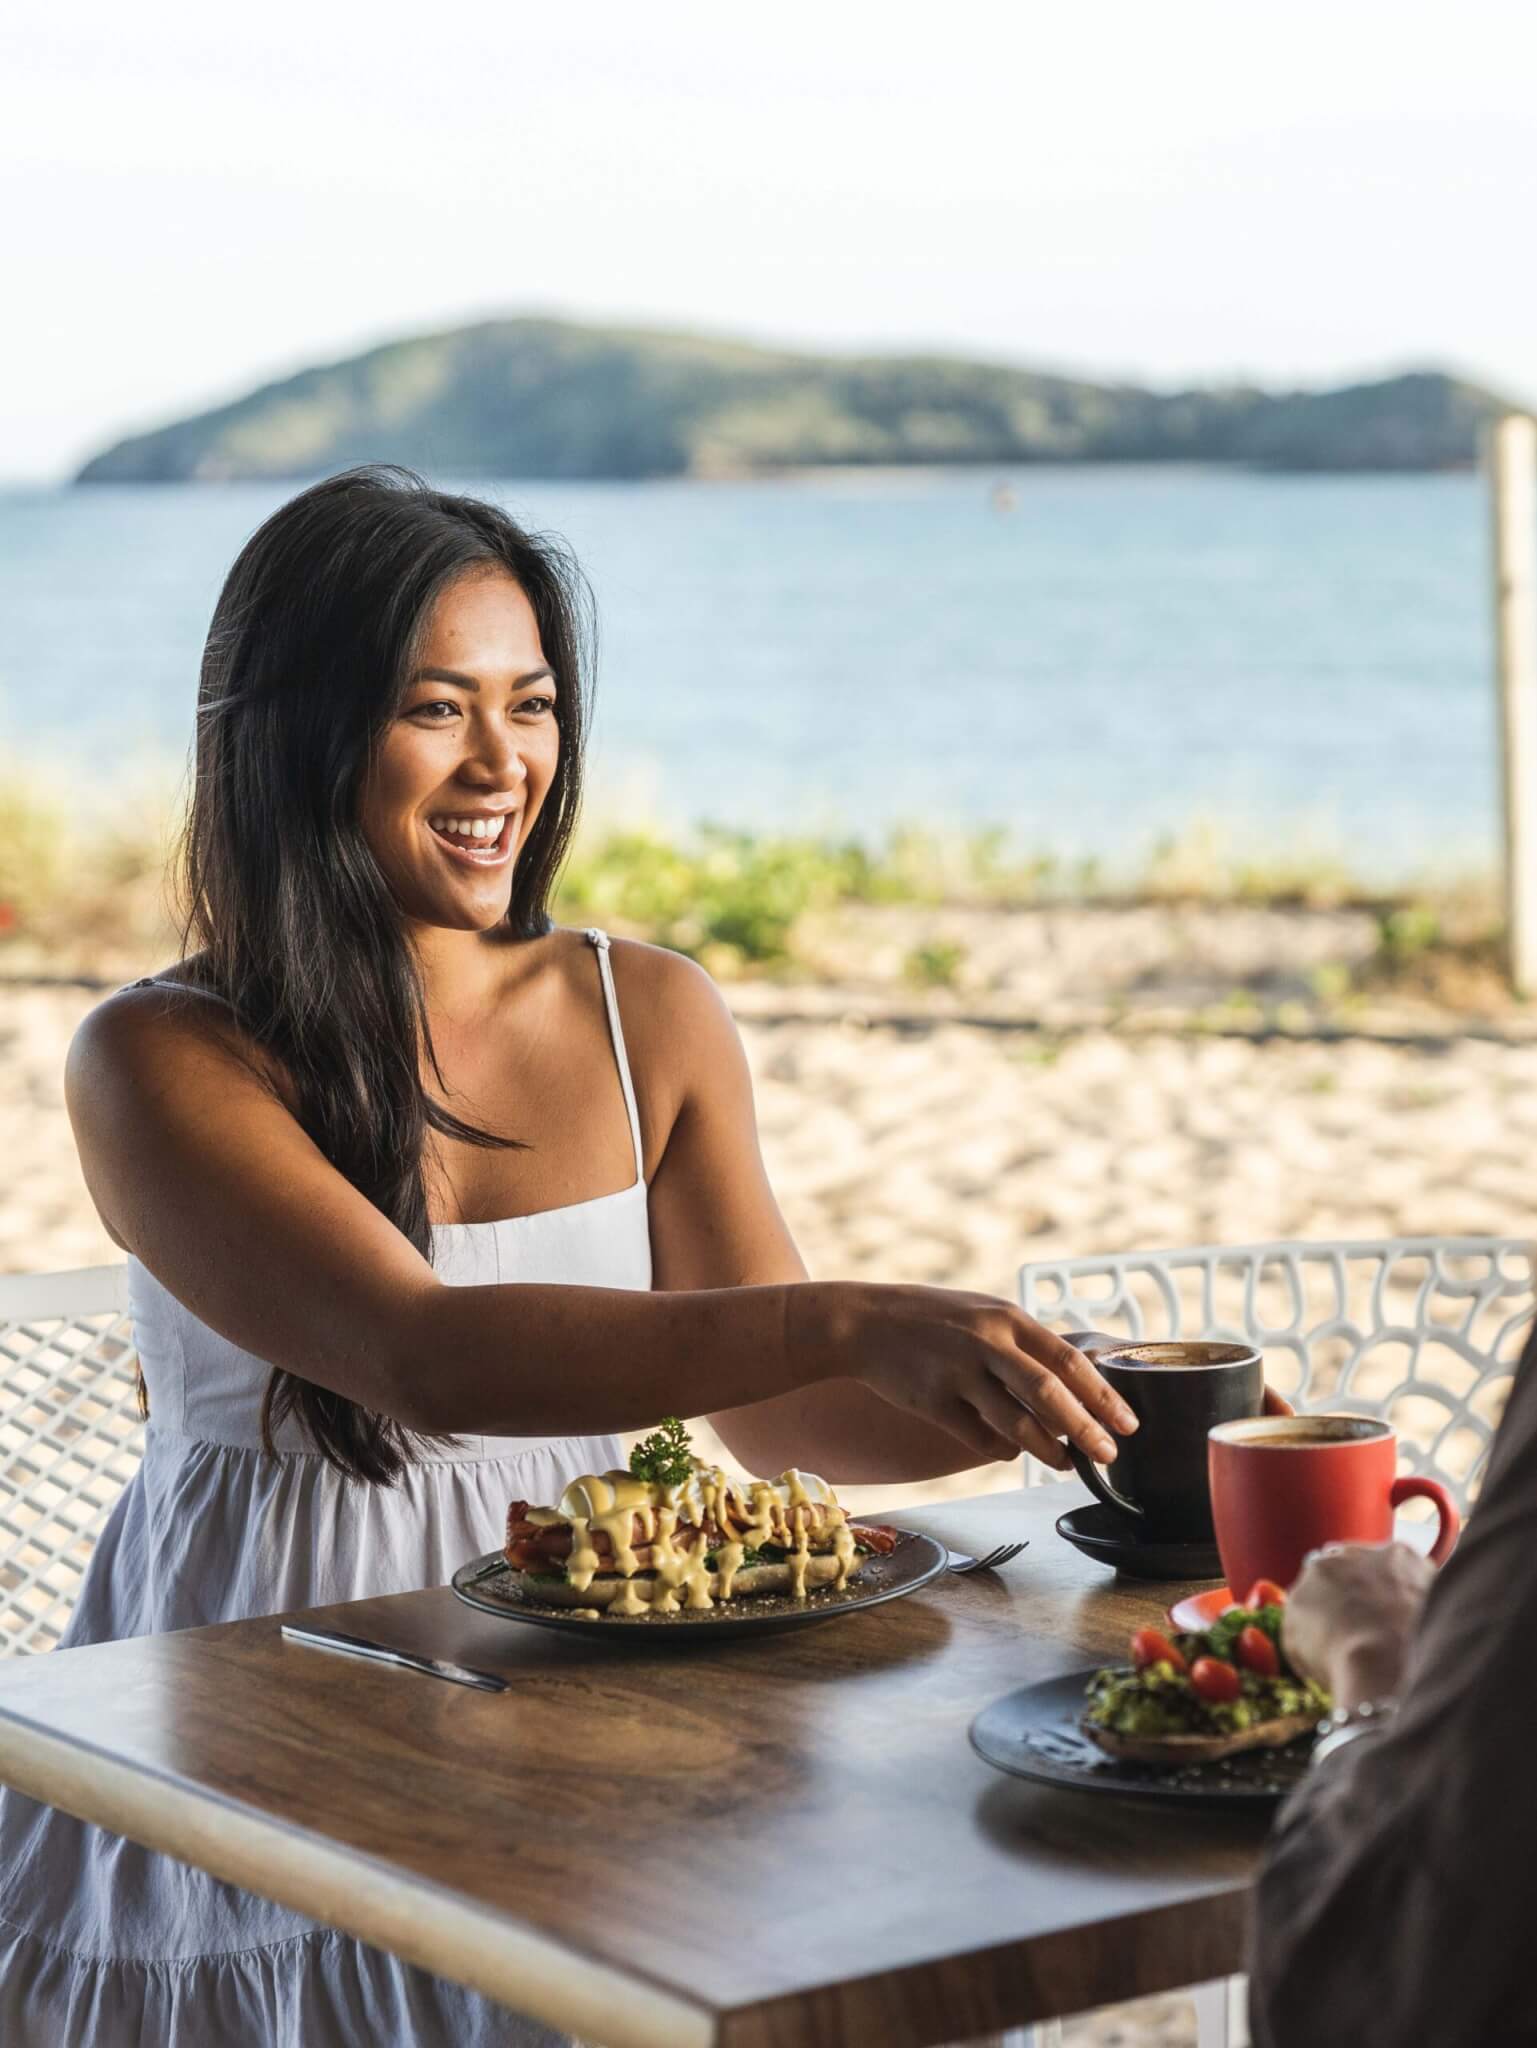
[792,1281,1139,1470]
[1282,1542,1436,1708]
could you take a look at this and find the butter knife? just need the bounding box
[280,1623,507,1693]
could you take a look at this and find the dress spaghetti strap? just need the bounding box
[125,977,237,1007]
[584,930,646,1186]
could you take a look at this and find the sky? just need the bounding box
[5,0,1536,480]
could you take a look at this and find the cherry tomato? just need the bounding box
[1244,1578,1289,1610]
[1130,1627,1188,1675]
[1189,1656,1242,1703]
[1235,1625,1280,1677]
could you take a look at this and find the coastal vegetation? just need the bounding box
[0,776,1504,1014]
[75,318,1510,483]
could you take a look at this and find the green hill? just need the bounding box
[74,318,1515,482]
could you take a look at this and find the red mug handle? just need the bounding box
[1390,1476,1461,1564]
[1262,1385,1294,1417]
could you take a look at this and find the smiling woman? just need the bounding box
[368,589,562,922]
[0,467,1133,2048]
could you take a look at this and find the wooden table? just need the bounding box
[0,1487,1275,2048]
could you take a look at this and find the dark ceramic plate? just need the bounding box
[971,1669,1314,1806]
[1055,1503,1223,1582]
[450,1529,948,1643]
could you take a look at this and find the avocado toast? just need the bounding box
[1083,1585,1331,1765]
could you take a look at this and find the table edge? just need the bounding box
[0,1700,716,2048]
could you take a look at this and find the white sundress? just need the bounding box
[0,930,651,2046]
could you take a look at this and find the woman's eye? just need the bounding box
[516,694,556,718]
[408,699,461,722]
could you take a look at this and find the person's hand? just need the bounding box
[1282,1542,1436,1709]
[798,1282,1139,1470]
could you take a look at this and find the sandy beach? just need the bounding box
[9,902,1532,1298]
[4,906,1531,2046]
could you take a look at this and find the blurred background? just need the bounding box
[5,0,1537,1461]
[5,12,1536,2038]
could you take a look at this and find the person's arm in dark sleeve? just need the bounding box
[1249,1325,1537,2048]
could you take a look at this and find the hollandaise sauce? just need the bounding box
[520,1460,861,1613]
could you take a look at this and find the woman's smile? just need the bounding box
[425,809,520,868]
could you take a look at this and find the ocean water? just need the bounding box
[0,466,1498,883]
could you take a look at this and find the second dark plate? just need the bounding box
[971,1669,1313,1806]
[1055,1502,1223,1582]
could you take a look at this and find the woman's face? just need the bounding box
[361,568,561,933]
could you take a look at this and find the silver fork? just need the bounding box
[945,1541,1028,1575]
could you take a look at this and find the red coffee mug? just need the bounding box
[1208,1413,1460,1595]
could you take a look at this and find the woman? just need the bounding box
[0,468,1133,2045]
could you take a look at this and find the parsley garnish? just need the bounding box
[629,1416,694,1489]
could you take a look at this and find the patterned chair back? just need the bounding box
[1020,1236,1535,1512]
[0,1265,142,1652]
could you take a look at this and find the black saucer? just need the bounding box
[1055,1502,1223,1582]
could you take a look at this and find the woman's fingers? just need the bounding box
[1014,1409,1074,1471]
[970,1380,1072,1471]
[933,1399,1024,1467]
[844,1283,1138,1470]
[1012,1314,1139,1439]
[1020,1374,1113,1463]
[990,1330,1123,1463]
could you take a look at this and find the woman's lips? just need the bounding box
[427,815,516,869]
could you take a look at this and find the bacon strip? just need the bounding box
[503,1495,901,1570]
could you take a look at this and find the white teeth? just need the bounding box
[429,814,506,848]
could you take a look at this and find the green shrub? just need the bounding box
[553,826,897,966]
[903,939,968,990]
[1374,903,1442,965]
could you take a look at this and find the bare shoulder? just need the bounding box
[601,936,749,1117]
[66,976,283,1120]
[65,980,290,1255]
[604,935,735,1032]
[70,979,214,1074]
[606,937,737,1015]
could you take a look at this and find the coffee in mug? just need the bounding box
[1207,1413,1460,1594]
[1067,1339,1269,1541]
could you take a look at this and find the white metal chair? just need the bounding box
[0,1264,142,1654]
[1015,1235,1536,2048]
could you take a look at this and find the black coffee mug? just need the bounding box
[1065,1336,1268,1541]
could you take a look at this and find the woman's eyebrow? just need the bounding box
[410,664,556,691]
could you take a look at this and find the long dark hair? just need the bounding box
[178,467,592,1483]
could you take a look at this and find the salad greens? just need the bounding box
[1202,1601,1285,1663]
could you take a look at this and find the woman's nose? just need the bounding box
[465,721,529,786]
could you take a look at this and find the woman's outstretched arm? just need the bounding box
[67,979,1131,1467]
